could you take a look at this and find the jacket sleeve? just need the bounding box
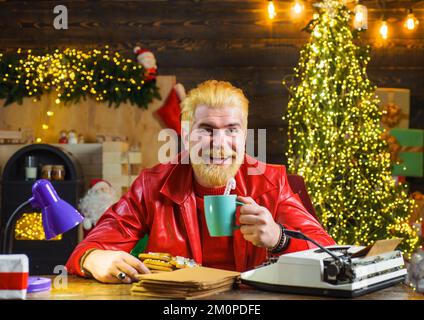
[65,175,148,277]
[275,166,336,254]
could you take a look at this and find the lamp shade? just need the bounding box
[29,179,83,240]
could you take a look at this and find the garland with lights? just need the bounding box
[0,47,161,108]
[266,0,420,37]
[284,0,420,254]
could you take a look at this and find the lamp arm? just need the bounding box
[2,199,32,253]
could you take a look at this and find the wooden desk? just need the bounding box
[26,275,424,300]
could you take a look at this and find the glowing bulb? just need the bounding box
[379,20,388,39]
[404,10,419,31]
[292,1,304,15]
[42,124,49,130]
[36,138,42,143]
[267,0,276,20]
[354,4,368,30]
[55,98,60,104]
[46,111,54,117]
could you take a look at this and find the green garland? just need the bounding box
[0,46,161,108]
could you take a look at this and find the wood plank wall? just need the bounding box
[0,0,423,166]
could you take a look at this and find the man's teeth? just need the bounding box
[210,156,230,163]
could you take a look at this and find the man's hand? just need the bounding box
[237,196,281,249]
[82,249,150,283]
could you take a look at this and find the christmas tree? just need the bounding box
[284,0,420,254]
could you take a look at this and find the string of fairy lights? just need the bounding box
[283,0,419,254]
[0,46,160,143]
[267,0,420,39]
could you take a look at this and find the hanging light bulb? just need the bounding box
[354,4,368,30]
[291,1,304,15]
[404,9,419,31]
[379,20,389,39]
[46,111,54,117]
[36,138,42,143]
[42,124,49,130]
[267,0,276,20]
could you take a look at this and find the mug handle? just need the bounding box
[233,201,245,229]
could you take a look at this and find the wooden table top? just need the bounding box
[26,275,424,300]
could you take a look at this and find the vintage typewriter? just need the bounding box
[241,231,406,298]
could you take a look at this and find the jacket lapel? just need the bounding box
[232,154,278,272]
[180,195,203,264]
[159,152,203,264]
[233,168,248,272]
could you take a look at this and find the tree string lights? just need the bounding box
[0,46,160,108]
[284,0,420,254]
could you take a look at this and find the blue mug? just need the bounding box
[204,195,244,237]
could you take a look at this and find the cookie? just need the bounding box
[143,258,173,268]
[138,253,171,262]
[144,263,174,272]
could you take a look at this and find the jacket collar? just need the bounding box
[159,151,193,204]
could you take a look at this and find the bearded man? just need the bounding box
[65,80,335,283]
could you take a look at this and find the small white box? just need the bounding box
[102,142,129,153]
[103,152,126,164]
[128,152,142,164]
[0,254,29,300]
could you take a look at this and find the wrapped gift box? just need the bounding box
[0,254,29,299]
[376,88,410,129]
[390,129,424,177]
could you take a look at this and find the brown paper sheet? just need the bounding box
[131,266,240,299]
[351,238,403,258]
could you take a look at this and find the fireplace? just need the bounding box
[1,144,84,275]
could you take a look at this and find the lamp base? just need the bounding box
[27,276,51,293]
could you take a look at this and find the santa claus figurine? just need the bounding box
[134,46,157,81]
[78,179,119,235]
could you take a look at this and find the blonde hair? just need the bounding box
[181,80,249,130]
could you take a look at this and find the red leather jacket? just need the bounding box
[66,153,335,276]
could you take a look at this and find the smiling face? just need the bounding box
[184,104,246,187]
[180,80,249,188]
[138,52,157,69]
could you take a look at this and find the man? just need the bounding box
[66,80,335,283]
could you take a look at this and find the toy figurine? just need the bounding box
[68,130,78,144]
[58,130,68,144]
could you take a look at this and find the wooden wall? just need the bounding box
[0,76,176,169]
[0,0,423,166]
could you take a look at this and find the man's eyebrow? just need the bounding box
[226,123,242,127]
[197,122,241,128]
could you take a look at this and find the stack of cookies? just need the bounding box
[138,252,198,273]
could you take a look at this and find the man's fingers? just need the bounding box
[116,261,140,282]
[242,234,262,247]
[240,225,255,235]
[102,272,124,284]
[237,196,256,205]
[239,214,260,225]
[123,253,151,275]
[240,204,262,216]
